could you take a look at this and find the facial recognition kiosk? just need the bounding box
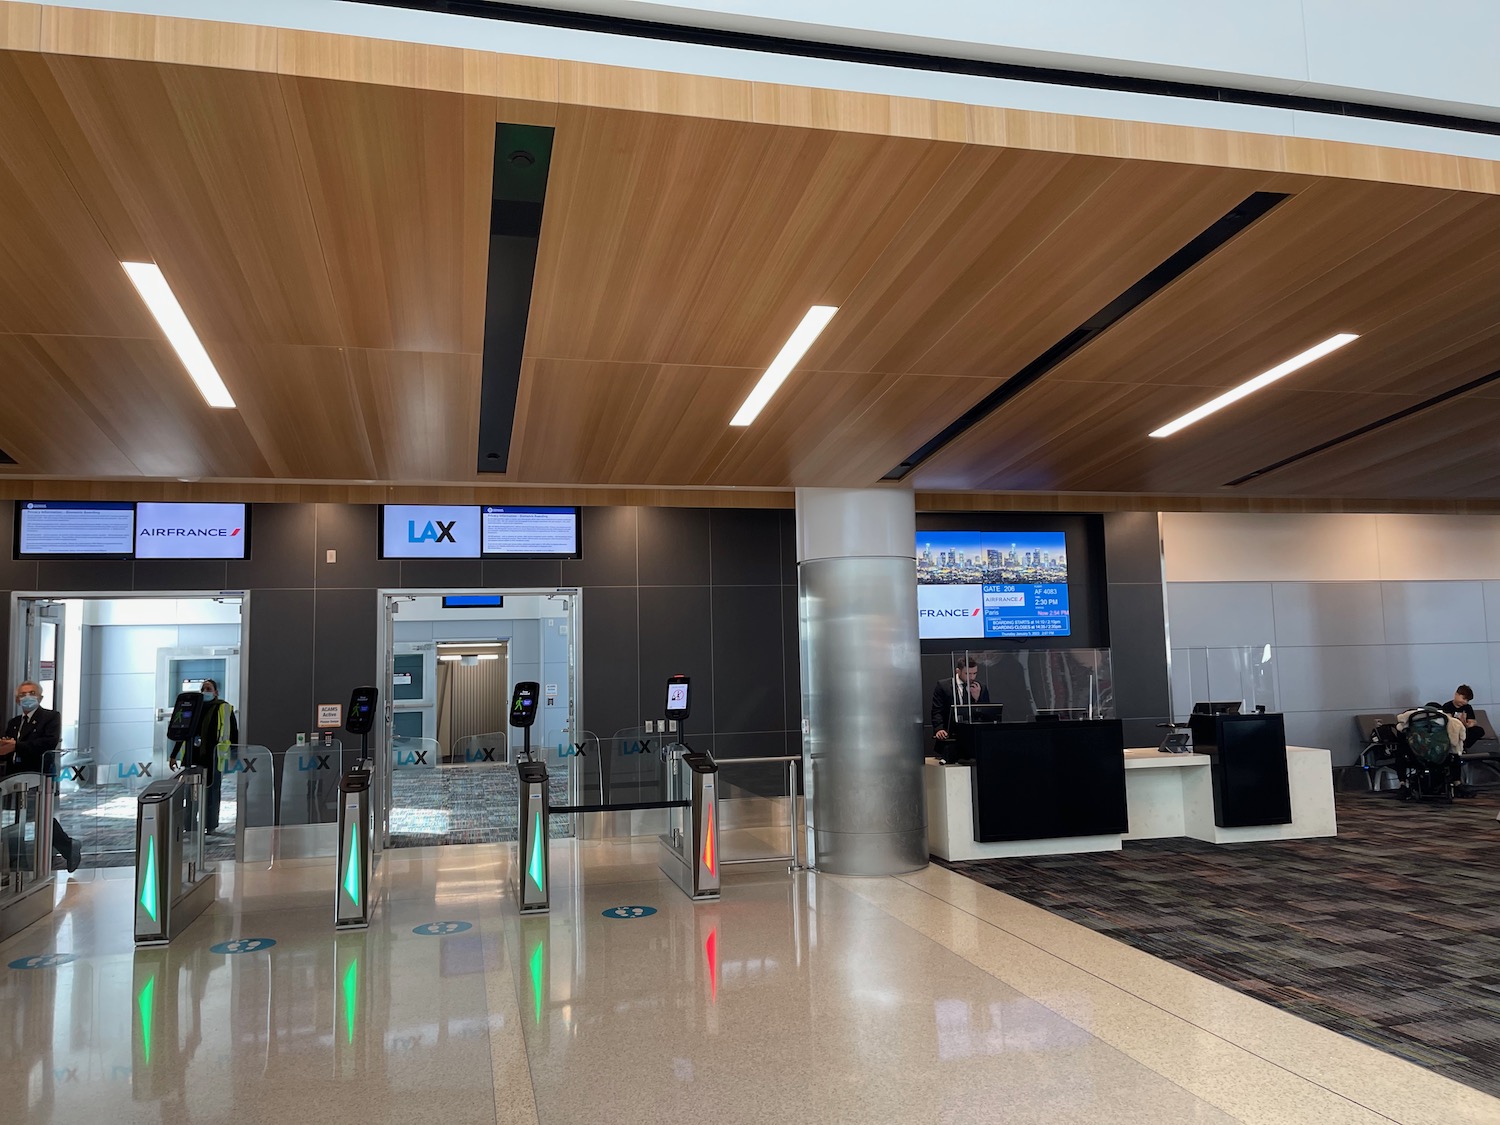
[511,682,550,914]
[335,686,379,930]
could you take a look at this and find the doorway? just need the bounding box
[10,593,246,869]
[377,590,579,848]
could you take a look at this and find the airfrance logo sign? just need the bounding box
[915,584,985,639]
[135,502,247,560]
[382,505,480,558]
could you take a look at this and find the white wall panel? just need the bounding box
[1275,645,1391,713]
[1164,582,1274,648]
[1374,515,1500,581]
[1380,581,1487,644]
[1160,513,1381,583]
[1384,642,1491,707]
[1271,582,1386,647]
[94,672,154,711]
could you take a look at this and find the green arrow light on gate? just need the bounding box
[140,836,159,922]
[342,956,359,1045]
[343,822,361,907]
[528,810,545,892]
[138,974,155,1065]
[529,938,544,1025]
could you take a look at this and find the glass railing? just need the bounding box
[1172,644,1278,721]
[942,648,1115,723]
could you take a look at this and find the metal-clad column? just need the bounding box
[797,488,927,874]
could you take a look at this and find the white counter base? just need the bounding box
[926,745,1337,861]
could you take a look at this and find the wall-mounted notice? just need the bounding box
[317,704,343,728]
[16,501,135,558]
[482,506,579,557]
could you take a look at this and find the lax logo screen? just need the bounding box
[916,531,1069,639]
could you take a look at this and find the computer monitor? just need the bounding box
[1192,700,1242,715]
[954,702,1005,725]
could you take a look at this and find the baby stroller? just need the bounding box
[1395,706,1460,801]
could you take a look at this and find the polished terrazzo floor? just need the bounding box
[3,838,1496,1125]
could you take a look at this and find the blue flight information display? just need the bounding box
[916,531,1070,639]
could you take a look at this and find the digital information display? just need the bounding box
[135,502,248,559]
[916,531,1070,639]
[17,501,135,557]
[381,505,481,559]
[482,506,578,556]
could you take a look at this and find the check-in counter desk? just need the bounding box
[927,714,1336,861]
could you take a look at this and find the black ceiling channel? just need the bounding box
[0,447,14,465]
[1225,366,1500,487]
[881,191,1290,482]
[477,123,555,474]
[353,2,1500,139]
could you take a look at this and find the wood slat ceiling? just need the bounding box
[0,46,1497,503]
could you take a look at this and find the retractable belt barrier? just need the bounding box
[134,767,216,945]
[334,761,375,929]
[0,770,56,942]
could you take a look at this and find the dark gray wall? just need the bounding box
[0,502,801,762]
[1102,510,1171,745]
[0,501,1165,756]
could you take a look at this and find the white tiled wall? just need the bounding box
[1164,513,1500,764]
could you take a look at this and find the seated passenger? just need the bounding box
[1441,684,1487,750]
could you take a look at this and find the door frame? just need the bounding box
[8,590,251,757]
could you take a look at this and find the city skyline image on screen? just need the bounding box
[916,531,1070,639]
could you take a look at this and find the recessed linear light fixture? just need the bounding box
[1148,333,1359,438]
[729,305,839,426]
[121,261,236,409]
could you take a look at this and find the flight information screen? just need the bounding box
[916,531,1070,639]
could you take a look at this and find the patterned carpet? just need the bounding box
[942,790,1500,1099]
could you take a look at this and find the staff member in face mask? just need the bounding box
[170,678,238,833]
[0,680,82,872]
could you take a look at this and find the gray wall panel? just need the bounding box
[1165,583,1275,648]
[638,507,711,587]
[1381,581,1487,644]
[711,584,784,734]
[710,508,782,587]
[1271,582,1386,647]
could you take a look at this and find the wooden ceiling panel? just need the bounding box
[526,106,965,368]
[510,358,757,484]
[211,343,375,479]
[0,56,152,335]
[39,54,342,347]
[817,158,1268,379]
[279,76,494,354]
[910,379,1431,494]
[1232,394,1500,498]
[346,349,482,481]
[705,372,1007,488]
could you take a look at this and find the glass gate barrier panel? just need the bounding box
[1174,645,1278,721]
[712,756,801,868]
[0,768,55,941]
[274,738,353,858]
[229,745,276,863]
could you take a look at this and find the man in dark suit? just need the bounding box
[931,656,991,753]
[0,680,82,872]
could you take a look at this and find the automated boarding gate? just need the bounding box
[135,692,216,945]
[335,687,379,929]
[0,767,56,942]
[133,769,216,944]
[512,675,721,914]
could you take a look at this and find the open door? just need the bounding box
[20,599,65,711]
